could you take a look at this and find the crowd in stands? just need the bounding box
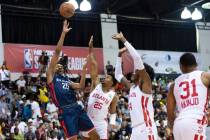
[0,61,208,140]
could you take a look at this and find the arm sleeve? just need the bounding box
[115,57,124,82]
[124,41,144,70]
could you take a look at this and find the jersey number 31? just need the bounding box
[179,79,198,99]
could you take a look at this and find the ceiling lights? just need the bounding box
[80,0,92,11]
[181,7,191,19]
[202,2,210,9]
[192,8,202,20]
[181,7,202,20]
[68,0,91,11]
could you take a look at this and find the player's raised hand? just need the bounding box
[89,35,93,48]
[88,35,94,54]
[63,20,72,34]
[118,47,127,57]
[112,32,126,42]
[82,59,88,71]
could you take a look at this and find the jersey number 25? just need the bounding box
[94,101,103,110]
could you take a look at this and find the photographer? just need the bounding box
[38,51,49,77]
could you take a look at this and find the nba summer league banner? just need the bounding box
[4,43,199,74]
[4,43,104,74]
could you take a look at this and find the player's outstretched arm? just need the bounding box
[70,57,89,90]
[115,47,131,90]
[167,83,176,130]
[112,32,144,70]
[88,36,100,90]
[112,33,151,93]
[47,20,71,84]
[114,47,131,89]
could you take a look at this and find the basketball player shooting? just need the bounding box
[47,20,99,140]
[82,36,118,140]
[167,53,210,140]
[112,32,158,140]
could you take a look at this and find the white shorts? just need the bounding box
[82,120,108,139]
[130,123,158,140]
[173,118,207,140]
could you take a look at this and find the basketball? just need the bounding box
[59,2,75,18]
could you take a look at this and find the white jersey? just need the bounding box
[87,84,116,122]
[128,85,155,128]
[174,70,208,120]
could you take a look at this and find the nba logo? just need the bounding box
[24,49,33,69]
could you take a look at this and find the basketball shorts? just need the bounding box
[82,120,108,139]
[130,123,158,140]
[173,118,207,140]
[58,105,95,139]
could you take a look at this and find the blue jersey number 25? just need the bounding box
[62,83,69,90]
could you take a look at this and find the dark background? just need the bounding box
[1,0,205,52]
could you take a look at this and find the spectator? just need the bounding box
[22,100,32,121]
[27,118,36,133]
[1,121,10,138]
[0,95,11,120]
[13,127,24,140]
[11,120,19,134]
[18,120,28,135]
[36,123,47,140]
[0,61,11,89]
[114,121,131,140]
[16,75,26,94]
[29,96,41,119]
[106,60,114,75]
[38,51,49,77]
[33,116,43,129]
[42,113,50,122]
[46,98,58,120]
[157,120,166,139]
[24,125,36,140]
[38,83,49,108]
